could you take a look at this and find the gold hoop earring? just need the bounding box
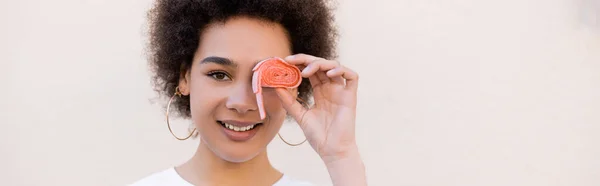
[279,101,309,146]
[166,87,196,141]
[278,133,307,146]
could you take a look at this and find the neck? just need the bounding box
[176,140,283,185]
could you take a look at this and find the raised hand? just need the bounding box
[275,54,360,162]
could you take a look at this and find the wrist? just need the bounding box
[322,145,362,166]
[323,146,367,186]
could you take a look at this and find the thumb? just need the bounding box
[275,88,309,127]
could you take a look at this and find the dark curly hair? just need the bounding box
[147,0,338,118]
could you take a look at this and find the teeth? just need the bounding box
[223,122,257,132]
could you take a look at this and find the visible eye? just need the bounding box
[207,71,232,81]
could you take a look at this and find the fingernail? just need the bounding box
[326,69,336,76]
[285,55,295,60]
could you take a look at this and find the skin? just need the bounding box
[176,16,366,186]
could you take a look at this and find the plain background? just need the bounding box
[1,0,599,185]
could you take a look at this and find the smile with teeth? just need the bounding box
[218,121,261,132]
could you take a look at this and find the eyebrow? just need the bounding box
[200,56,263,68]
[200,56,238,68]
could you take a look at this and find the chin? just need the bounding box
[216,148,263,163]
[199,125,268,163]
[201,138,265,163]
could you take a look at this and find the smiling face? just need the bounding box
[178,17,295,163]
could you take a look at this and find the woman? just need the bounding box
[131,0,366,185]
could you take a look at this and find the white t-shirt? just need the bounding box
[129,167,314,186]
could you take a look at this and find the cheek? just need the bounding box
[188,78,226,117]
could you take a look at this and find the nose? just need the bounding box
[225,82,258,114]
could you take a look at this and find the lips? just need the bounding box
[217,120,263,132]
[217,120,263,141]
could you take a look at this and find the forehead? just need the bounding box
[195,17,292,68]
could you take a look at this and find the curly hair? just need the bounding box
[147,0,338,118]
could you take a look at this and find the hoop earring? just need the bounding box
[278,131,307,146]
[166,87,196,141]
[278,97,309,146]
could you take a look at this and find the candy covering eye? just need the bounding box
[252,57,302,119]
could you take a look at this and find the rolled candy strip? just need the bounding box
[252,57,302,119]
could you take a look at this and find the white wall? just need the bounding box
[1,0,599,185]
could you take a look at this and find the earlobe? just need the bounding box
[178,83,190,96]
[178,73,191,96]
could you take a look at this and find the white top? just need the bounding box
[129,167,314,186]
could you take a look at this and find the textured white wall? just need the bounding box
[1,0,599,185]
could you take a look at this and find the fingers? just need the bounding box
[325,68,345,85]
[285,55,338,77]
[325,66,359,90]
[275,88,309,128]
[284,54,320,66]
[308,75,324,102]
[286,54,337,86]
[301,59,339,78]
[316,71,331,84]
[285,54,358,90]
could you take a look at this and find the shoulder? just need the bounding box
[128,168,193,186]
[273,175,317,186]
